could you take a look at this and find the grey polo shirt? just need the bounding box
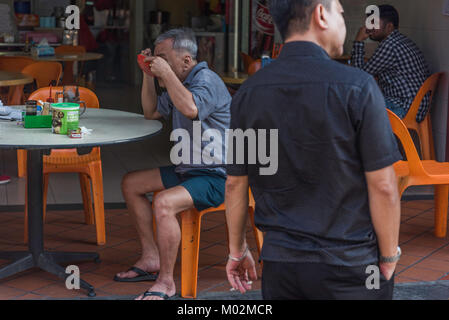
[157,62,231,176]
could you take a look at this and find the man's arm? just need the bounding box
[149,57,198,120]
[351,27,396,76]
[226,175,250,254]
[141,73,163,120]
[365,165,401,280]
[225,175,257,293]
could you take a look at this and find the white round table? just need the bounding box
[0,108,162,296]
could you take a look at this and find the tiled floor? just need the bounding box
[0,199,447,299]
[0,207,261,299]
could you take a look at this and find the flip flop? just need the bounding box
[141,290,178,300]
[113,266,159,282]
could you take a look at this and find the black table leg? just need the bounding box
[0,149,99,297]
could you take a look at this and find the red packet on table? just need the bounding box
[137,54,154,77]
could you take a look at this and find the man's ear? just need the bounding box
[312,4,329,30]
[386,22,396,33]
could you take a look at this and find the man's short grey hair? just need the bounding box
[155,28,198,60]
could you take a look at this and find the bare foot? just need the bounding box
[115,256,160,280]
[135,277,176,300]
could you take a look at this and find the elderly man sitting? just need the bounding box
[113,28,231,300]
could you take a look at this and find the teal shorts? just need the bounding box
[385,98,407,119]
[159,166,226,211]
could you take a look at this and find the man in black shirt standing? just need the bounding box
[225,0,402,300]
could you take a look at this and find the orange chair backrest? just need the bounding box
[402,72,443,160]
[387,109,426,177]
[55,45,86,54]
[0,56,34,72]
[240,52,254,73]
[22,62,62,89]
[248,59,262,76]
[28,86,99,108]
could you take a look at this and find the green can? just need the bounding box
[51,103,80,135]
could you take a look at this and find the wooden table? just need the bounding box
[0,71,34,105]
[220,72,249,85]
[0,52,104,84]
[0,108,162,297]
[0,51,103,62]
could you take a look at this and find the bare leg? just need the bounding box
[136,186,194,300]
[116,168,165,279]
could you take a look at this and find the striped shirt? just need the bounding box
[351,30,430,122]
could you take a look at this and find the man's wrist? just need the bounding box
[229,242,248,257]
[229,245,249,262]
[380,246,401,263]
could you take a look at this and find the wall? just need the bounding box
[341,0,449,161]
[156,0,199,27]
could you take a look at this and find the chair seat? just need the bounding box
[43,148,101,167]
[394,160,449,179]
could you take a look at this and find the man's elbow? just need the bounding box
[185,106,198,120]
[372,179,400,204]
[144,114,156,120]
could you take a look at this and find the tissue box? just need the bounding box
[24,115,52,128]
[31,45,55,57]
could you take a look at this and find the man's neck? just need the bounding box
[285,34,330,56]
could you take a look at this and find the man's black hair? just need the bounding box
[379,4,399,29]
[268,0,333,41]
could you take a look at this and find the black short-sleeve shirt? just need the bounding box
[228,42,402,267]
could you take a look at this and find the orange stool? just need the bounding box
[153,190,262,298]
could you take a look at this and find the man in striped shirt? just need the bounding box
[351,5,430,122]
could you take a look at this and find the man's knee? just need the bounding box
[121,172,149,198]
[153,193,174,220]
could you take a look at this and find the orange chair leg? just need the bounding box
[181,208,202,299]
[434,185,449,238]
[17,150,27,178]
[79,173,94,225]
[90,162,106,245]
[248,207,263,256]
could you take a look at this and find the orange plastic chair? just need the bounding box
[23,86,105,245]
[240,52,254,73]
[402,72,443,160]
[248,59,262,76]
[153,189,263,299]
[0,56,34,72]
[21,62,62,89]
[16,62,63,178]
[55,45,86,85]
[388,109,449,238]
[0,56,35,105]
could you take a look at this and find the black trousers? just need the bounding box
[262,261,394,300]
